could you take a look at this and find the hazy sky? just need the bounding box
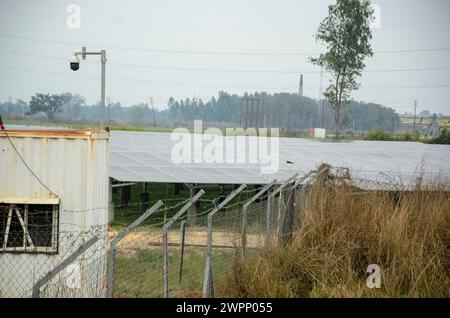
[0,0,449,115]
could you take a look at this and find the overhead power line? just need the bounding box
[1,64,450,91]
[1,49,449,75]
[1,33,450,56]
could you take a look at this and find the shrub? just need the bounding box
[427,128,450,145]
[219,172,450,297]
[363,129,393,141]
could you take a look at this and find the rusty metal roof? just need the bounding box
[0,129,109,139]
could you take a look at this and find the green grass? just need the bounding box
[7,119,175,133]
[110,182,255,230]
[113,247,238,298]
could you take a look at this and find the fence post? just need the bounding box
[32,236,99,298]
[179,220,187,283]
[162,190,205,298]
[277,188,296,245]
[276,188,284,242]
[265,174,298,249]
[188,185,197,226]
[265,189,272,249]
[202,184,247,298]
[241,180,277,258]
[162,230,169,297]
[107,200,164,298]
[277,169,326,245]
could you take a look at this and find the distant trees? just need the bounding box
[0,99,28,118]
[164,92,399,133]
[310,0,374,138]
[28,93,71,120]
[0,90,401,134]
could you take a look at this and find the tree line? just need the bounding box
[0,91,399,133]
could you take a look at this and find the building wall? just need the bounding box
[0,130,109,297]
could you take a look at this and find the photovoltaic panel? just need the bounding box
[109,131,450,189]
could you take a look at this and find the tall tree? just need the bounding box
[310,0,374,138]
[28,93,71,120]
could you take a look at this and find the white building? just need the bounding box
[0,129,109,297]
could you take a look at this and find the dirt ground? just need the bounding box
[107,227,264,251]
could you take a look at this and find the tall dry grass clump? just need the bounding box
[219,170,450,297]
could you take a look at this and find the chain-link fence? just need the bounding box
[0,205,108,298]
[2,167,417,298]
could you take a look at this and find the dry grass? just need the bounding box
[218,169,450,297]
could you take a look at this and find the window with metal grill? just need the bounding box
[0,204,58,253]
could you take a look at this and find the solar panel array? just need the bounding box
[110,131,450,188]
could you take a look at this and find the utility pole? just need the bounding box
[318,67,324,128]
[107,97,111,127]
[100,50,106,130]
[413,100,418,133]
[150,97,157,127]
[71,47,107,130]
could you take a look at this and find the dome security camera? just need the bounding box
[69,55,80,71]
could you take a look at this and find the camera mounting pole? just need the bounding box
[73,47,107,130]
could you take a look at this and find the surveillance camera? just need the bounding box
[69,55,80,71]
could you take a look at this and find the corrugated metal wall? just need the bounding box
[0,130,109,297]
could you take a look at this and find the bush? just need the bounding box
[397,133,414,141]
[219,172,450,297]
[363,129,393,141]
[427,128,450,145]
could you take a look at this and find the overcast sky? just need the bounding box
[0,0,449,115]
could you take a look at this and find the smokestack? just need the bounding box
[299,74,303,96]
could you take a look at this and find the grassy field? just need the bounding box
[113,247,239,298]
[7,119,174,133]
[109,182,265,298]
[218,172,450,298]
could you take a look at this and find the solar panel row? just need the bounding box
[109,131,450,189]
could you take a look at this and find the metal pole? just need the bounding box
[107,200,163,298]
[161,190,205,297]
[202,184,247,298]
[413,100,418,133]
[100,50,106,130]
[265,174,298,249]
[188,185,197,226]
[33,236,99,298]
[74,48,107,130]
[241,180,276,258]
[163,230,169,298]
[265,190,272,249]
[179,220,187,283]
[276,188,284,242]
[255,98,259,130]
[203,214,214,297]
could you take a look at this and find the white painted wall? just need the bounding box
[0,130,109,297]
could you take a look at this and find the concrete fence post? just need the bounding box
[202,184,247,298]
[161,190,205,298]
